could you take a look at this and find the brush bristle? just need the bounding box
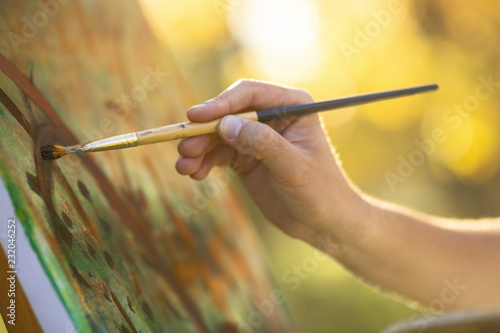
[40,144,67,161]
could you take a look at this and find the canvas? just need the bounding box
[0,1,294,332]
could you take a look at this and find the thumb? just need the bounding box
[218,115,301,174]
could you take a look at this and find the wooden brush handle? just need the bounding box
[136,111,258,145]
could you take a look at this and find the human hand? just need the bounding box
[176,79,365,247]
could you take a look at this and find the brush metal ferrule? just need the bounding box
[66,133,138,154]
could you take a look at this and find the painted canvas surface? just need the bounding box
[0,1,293,332]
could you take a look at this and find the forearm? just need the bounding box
[324,194,500,310]
[175,80,500,310]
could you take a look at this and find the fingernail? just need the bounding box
[220,116,243,140]
[188,104,203,113]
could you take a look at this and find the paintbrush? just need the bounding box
[40,83,438,160]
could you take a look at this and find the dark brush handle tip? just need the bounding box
[256,83,439,123]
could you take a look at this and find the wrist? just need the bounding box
[310,184,373,259]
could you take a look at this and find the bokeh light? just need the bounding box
[228,0,322,83]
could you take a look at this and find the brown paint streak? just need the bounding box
[0,53,67,126]
[109,291,138,333]
[62,211,74,228]
[70,264,91,289]
[103,290,113,303]
[120,325,131,333]
[78,180,92,202]
[142,301,153,320]
[26,172,42,198]
[116,153,133,197]
[27,168,73,249]
[126,296,135,313]
[0,88,35,137]
[99,217,112,236]
[55,215,73,248]
[87,243,97,259]
[219,322,239,333]
[104,251,115,269]
[132,272,142,296]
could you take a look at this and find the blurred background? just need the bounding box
[138,0,500,331]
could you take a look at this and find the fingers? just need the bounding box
[176,133,230,179]
[187,79,313,122]
[175,154,205,176]
[218,115,305,185]
[190,146,236,180]
[176,146,236,180]
[177,79,314,180]
[177,134,219,158]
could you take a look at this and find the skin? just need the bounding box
[176,79,500,311]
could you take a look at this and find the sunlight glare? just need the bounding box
[228,0,322,83]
